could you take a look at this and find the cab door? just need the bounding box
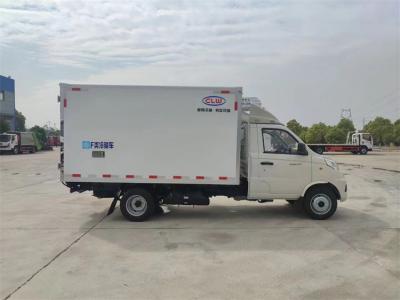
[360,133,373,150]
[352,134,361,145]
[248,125,311,199]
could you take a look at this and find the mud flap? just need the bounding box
[107,196,119,216]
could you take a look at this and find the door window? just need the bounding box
[362,134,372,142]
[262,129,298,154]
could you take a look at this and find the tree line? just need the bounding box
[287,117,400,146]
[1,110,399,147]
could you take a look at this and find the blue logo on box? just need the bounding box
[82,141,91,149]
[82,141,114,149]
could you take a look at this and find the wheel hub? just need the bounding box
[310,194,332,215]
[126,195,147,217]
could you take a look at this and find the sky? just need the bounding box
[0,0,399,129]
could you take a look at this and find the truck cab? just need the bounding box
[350,132,373,151]
[0,133,19,154]
[242,105,347,219]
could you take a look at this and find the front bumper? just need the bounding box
[335,178,347,202]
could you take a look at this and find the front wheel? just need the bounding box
[12,147,19,155]
[120,188,155,221]
[360,146,368,155]
[304,187,337,220]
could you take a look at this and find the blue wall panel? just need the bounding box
[0,75,15,93]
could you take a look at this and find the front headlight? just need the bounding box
[325,158,338,170]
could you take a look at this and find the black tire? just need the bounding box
[120,188,155,221]
[303,186,337,220]
[359,146,368,155]
[315,147,324,155]
[12,147,19,155]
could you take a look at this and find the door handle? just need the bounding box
[289,163,302,166]
[261,161,274,165]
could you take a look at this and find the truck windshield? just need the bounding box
[0,134,11,142]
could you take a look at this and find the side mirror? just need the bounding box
[297,143,308,155]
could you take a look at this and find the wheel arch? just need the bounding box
[301,182,341,200]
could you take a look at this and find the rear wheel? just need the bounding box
[304,187,337,220]
[120,188,155,221]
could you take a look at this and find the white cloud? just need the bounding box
[0,0,398,128]
[2,0,395,67]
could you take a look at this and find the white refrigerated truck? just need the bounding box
[60,83,347,221]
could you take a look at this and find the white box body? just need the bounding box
[60,84,242,185]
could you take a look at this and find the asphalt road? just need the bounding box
[0,150,399,299]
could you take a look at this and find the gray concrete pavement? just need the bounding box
[0,150,399,299]
[326,150,400,172]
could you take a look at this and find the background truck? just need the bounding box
[47,135,61,147]
[308,132,373,155]
[60,83,347,221]
[0,131,37,154]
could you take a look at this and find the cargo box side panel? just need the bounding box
[63,85,241,185]
[19,133,34,146]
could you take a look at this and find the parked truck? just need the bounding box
[308,132,373,155]
[60,83,347,221]
[0,131,37,154]
[47,135,61,147]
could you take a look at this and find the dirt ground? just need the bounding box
[0,150,399,299]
